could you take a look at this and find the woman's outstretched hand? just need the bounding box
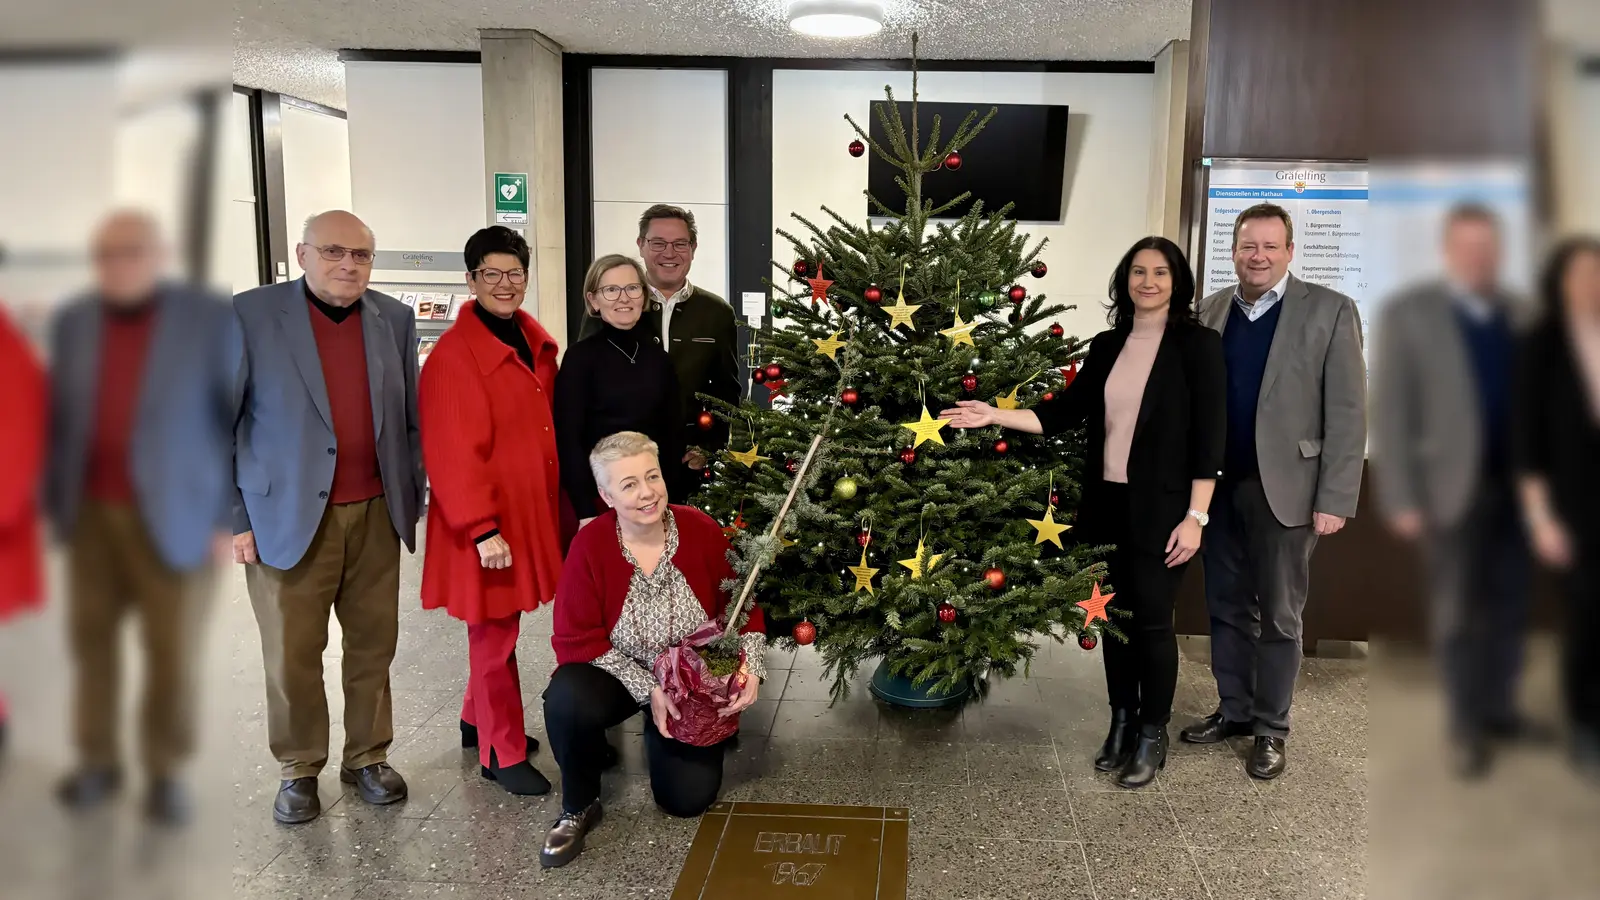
[939,400,999,429]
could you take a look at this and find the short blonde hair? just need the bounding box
[582,253,650,317]
[589,431,661,490]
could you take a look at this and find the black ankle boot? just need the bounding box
[1094,709,1138,773]
[480,748,552,796]
[1117,724,1167,789]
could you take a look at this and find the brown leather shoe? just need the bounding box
[540,802,603,869]
[56,766,122,811]
[146,777,192,827]
[340,763,408,805]
[274,777,321,824]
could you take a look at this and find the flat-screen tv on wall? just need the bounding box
[867,101,1070,222]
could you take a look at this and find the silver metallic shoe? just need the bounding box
[540,801,603,869]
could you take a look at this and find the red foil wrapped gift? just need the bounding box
[653,620,746,747]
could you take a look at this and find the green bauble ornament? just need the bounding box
[977,290,999,309]
[833,476,859,500]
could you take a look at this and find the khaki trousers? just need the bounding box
[68,500,213,778]
[246,497,400,780]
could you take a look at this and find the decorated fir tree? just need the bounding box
[695,43,1114,704]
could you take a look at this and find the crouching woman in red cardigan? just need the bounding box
[541,430,766,869]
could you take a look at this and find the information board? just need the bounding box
[1202,160,1369,312]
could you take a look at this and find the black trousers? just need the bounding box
[1564,547,1600,732]
[1098,482,1187,727]
[1200,474,1319,738]
[542,662,726,817]
[1423,480,1529,738]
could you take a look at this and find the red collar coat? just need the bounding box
[0,308,46,619]
[419,302,563,624]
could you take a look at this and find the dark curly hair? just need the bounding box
[1106,235,1198,330]
[464,225,531,273]
[1540,235,1600,319]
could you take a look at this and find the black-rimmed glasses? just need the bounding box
[472,268,528,285]
[314,245,374,264]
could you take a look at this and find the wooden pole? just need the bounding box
[723,433,825,639]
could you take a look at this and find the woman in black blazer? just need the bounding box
[943,236,1225,788]
[1515,236,1600,777]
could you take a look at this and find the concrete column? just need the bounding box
[480,29,567,346]
[1146,40,1190,242]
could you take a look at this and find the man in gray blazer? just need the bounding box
[44,211,235,825]
[1180,203,1367,780]
[1372,204,1530,777]
[233,210,424,824]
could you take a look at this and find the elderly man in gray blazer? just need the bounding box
[44,211,235,825]
[1180,203,1367,780]
[1372,204,1531,777]
[233,210,424,824]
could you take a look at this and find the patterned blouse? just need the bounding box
[592,510,767,703]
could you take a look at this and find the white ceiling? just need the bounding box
[233,0,1194,109]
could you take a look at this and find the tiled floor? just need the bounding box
[3,546,1374,899]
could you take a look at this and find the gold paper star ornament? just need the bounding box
[1026,506,1072,549]
[899,405,949,448]
[939,310,978,348]
[812,331,847,361]
[847,547,880,594]
[726,444,771,468]
[882,263,922,330]
[897,538,945,580]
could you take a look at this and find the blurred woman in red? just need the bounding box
[0,305,48,754]
[419,227,564,795]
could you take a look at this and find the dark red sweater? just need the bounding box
[86,304,155,503]
[552,506,765,664]
[307,299,384,504]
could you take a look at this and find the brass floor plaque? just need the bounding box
[672,802,910,900]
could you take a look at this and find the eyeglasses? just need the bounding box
[314,245,374,264]
[594,283,646,302]
[644,239,693,254]
[472,267,528,286]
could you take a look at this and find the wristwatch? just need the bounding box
[1186,509,1210,527]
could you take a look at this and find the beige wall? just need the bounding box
[1546,47,1600,236]
[1146,40,1190,242]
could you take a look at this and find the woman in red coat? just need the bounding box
[538,430,766,869]
[419,227,564,795]
[0,305,48,753]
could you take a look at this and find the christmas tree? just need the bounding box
[696,39,1113,703]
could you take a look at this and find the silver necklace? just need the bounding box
[608,339,639,364]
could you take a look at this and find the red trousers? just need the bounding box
[461,615,526,768]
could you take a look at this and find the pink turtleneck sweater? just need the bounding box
[1102,315,1166,483]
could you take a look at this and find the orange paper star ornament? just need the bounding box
[1076,582,1114,629]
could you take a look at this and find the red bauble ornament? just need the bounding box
[984,567,1006,590]
[848,139,866,158]
[864,284,883,304]
[784,458,799,475]
[943,151,963,171]
[1042,391,1055,402]
[841,387,861,406]
[1031,261,1048,278]
[793,620,817,645]
[1078,632,1098,651]
[1050,493,1060,507]
[764,363,783,380]
[1062,360,1079,387]
[937,602,958,623]
[898,446,918,465]
[702,467,715,482]
[1049,323,1065,338]
[1008,284,1027,303]
[961,372,978,393]
[993,439,1010,455]
[697,411,715,430]
[752,368,767,384]
[856,530,872,547]
[793,260,810,279]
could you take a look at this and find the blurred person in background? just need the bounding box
[577,205,740,496]
[418,226,562,796]
[1515,236,1600,781]
[1372,204,1533,778]
[1182,203,1367,780]
[42,211,236,825]
[233,210,424,824]
[0,303,48,758]
[556,254,685,529]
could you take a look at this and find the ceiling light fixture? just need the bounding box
[787,0,885,38]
